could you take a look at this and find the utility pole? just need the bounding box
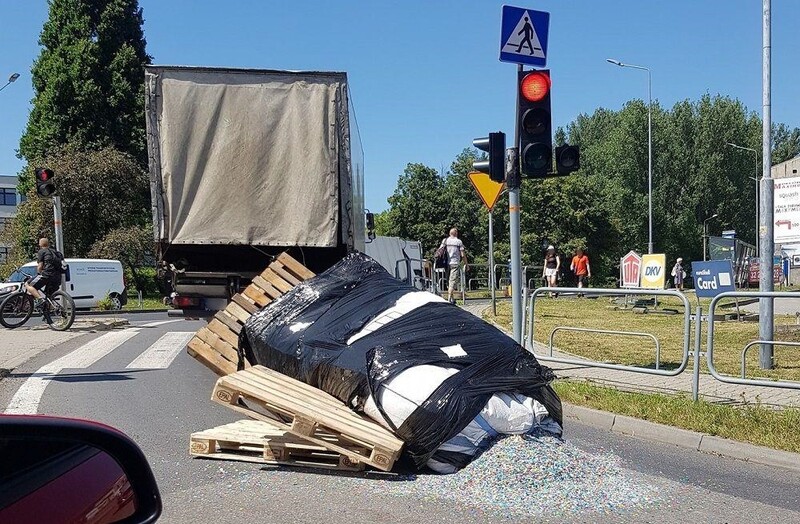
[759,0,774,369]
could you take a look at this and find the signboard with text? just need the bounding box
[774,177,800,244]
[747,256,782,285]
[620,250,642,288]
[693,260,735,298]
[640,254,667,289]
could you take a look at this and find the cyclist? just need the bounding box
[25,237,62,310]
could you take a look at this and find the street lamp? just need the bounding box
[607,58,654,254]
[703,213,719,261]
[726,142,759,254]
[0,72,20,93]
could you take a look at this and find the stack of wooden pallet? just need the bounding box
[186,252,315,376]
[186,253,404,472]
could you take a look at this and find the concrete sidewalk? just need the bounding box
[462,301,800,409]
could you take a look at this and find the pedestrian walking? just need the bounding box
[542,245,560,297]
[439,228,468,304]
[570,247,591,297]
[671,257,686,291]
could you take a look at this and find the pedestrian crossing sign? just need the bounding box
[499,5,549,67]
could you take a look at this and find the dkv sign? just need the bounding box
[641,254,666,289]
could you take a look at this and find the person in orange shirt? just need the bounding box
[570,247,591,297]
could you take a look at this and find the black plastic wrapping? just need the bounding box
[241,253,561,469]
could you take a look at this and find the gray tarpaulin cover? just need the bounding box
[146,67,347,247]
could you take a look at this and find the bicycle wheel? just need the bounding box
[0,291,34,329]
[45,290,76,331]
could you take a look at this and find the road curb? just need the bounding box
[76,309,168,316]
[563,403,800,473]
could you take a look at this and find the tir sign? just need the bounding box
[518,70,552,178]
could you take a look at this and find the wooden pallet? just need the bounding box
[212,366,404,472]
[186,252,316,376]
[189,420,364,471]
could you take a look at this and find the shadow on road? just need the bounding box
[7,369,151,382]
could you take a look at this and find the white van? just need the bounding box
[0,258,127,310]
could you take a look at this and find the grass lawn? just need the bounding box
[121,296,167,311]
[555,380,800,453]
[488,292,800,382]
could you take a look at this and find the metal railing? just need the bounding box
[393,258,430,291]
[526,286,691,377]
[707,291,800,390]
[548,326,662,370]
[741,340,800,378]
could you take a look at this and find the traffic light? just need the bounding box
[35,168,56,197]
[472,132,506,182]
[555,145,580,175]
[518,70,552,178]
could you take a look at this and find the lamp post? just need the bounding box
[726,142,759,254]
[0,72,20,93]
[607,58,653,254]
[703,213,719,261]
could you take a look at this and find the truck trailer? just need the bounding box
[145,66,364,310]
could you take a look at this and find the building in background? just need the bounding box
[0,174,23,264]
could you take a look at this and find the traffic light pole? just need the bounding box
[53,195,65,292]
[507,149,522,344]
[52,196,64,253]
[507,63,524,344]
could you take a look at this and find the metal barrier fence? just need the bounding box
[525,287,692,377]
[393,258,430,291]
[707,291,800,390]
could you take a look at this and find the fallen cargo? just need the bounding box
[241,253,562,472]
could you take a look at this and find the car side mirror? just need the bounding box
[0,415,162,523]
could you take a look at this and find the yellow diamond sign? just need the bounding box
[467,172,505,211]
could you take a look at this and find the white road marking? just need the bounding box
[4,329,140,415]
[136,319,184,328]
[126,331,194,369]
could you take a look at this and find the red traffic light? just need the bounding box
[35,168,53,181]
[34,168,56,197]
[520,71,550,102]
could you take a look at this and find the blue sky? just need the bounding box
[1,1,798,211]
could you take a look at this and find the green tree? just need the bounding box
[773,123,800,164]
[89,224,153,293]
[372,210,393,236]
[6,146,150,262]
[378,95,795,285]
[385,163,447,253]
[443,149,490,259]
[19,0,151,166]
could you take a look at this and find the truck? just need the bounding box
[144,66,365,311]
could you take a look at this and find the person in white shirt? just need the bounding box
[440,228,468,303]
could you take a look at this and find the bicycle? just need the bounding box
[0,277,76,331]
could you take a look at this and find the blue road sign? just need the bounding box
[693,260,735,298]
[499,5,550,67]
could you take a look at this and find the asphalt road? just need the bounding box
[2,312,800,523]
[741,296,800,315]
